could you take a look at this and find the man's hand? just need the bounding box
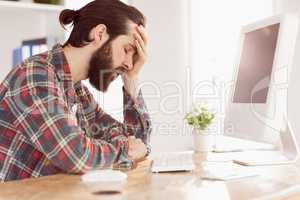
[128,136,148,163]
[128,25,148,78]
[122,25,148,99]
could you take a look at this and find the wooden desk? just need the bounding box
[1,153,300,200]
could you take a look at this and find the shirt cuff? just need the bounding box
[123,87,148,118]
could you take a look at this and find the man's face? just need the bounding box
[88,23,139,92]
[88,40,114,92]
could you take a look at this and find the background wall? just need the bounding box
[273,0,300,153]
[274,0,300,13]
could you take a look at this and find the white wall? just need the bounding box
[65,0,91,9]
[65,0,128,9]
[274,0,300,14]
[273,0,300,152]
[191,0,273,83]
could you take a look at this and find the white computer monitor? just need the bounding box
[224,14,300,146]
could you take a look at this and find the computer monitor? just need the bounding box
[224,14,300,146]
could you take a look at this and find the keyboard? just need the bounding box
[207,150,295,166]
[213,136,275,153]
[233,151,294,166]
[201,162,258,181]
[151,151,195,173]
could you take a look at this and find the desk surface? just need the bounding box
[1,153,300,200]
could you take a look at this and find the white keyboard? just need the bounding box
[213,136,275,152]
[207,151,294,166]
[201,162,258,181]
[233,151,293,166]
[151,151,195,173]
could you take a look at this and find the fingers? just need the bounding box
[128,136,136,148]
[135,39,146,61]
[129,136,135,140]
[135,138,143,143]
[134,32,146,53]
[125,26,147,78]
[128,136,143,145]
[128,137,147,159]
[128,136,138,148]
[134,156,147,163]
[137,25,148,45]
[134,25,147,52]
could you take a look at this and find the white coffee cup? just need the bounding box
[81,169,127,193]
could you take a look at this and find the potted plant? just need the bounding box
[185,105,215,152]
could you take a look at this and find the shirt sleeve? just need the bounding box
[122,87,152,153]
[76,85,152,155]
[12,67,132,174]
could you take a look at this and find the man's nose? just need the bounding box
[123,57,133,70]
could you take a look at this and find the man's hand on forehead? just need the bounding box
[122,25,148,99]
[136,25,148,44]
[133,25,147,50]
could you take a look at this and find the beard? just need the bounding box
[88,40,118,92]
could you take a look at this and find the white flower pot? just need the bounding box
[193,129,215,152]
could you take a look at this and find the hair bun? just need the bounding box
[59,9,78,28]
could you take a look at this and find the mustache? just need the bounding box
[114,67,126,76]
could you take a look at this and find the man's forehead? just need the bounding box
[126,22,139,42]
[127,22,139,35]
[113,21,142,48]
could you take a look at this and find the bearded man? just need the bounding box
[0,0,151,181]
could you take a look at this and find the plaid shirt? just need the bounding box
[0,44,151,182]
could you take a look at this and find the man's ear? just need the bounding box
[90,24,110,47]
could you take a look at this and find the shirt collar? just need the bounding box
[49,44,82,102]
[50,44,71,80]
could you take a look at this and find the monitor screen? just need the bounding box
[233,23,280,103]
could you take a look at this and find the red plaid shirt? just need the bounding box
[0,44,151,181]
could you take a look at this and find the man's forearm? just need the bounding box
[123,86,152,148]
[122,75,139,100]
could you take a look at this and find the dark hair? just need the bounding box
[59,0,146,47]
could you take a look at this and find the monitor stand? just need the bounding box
[233,118,299,166]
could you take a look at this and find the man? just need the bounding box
[0,0,151,181]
